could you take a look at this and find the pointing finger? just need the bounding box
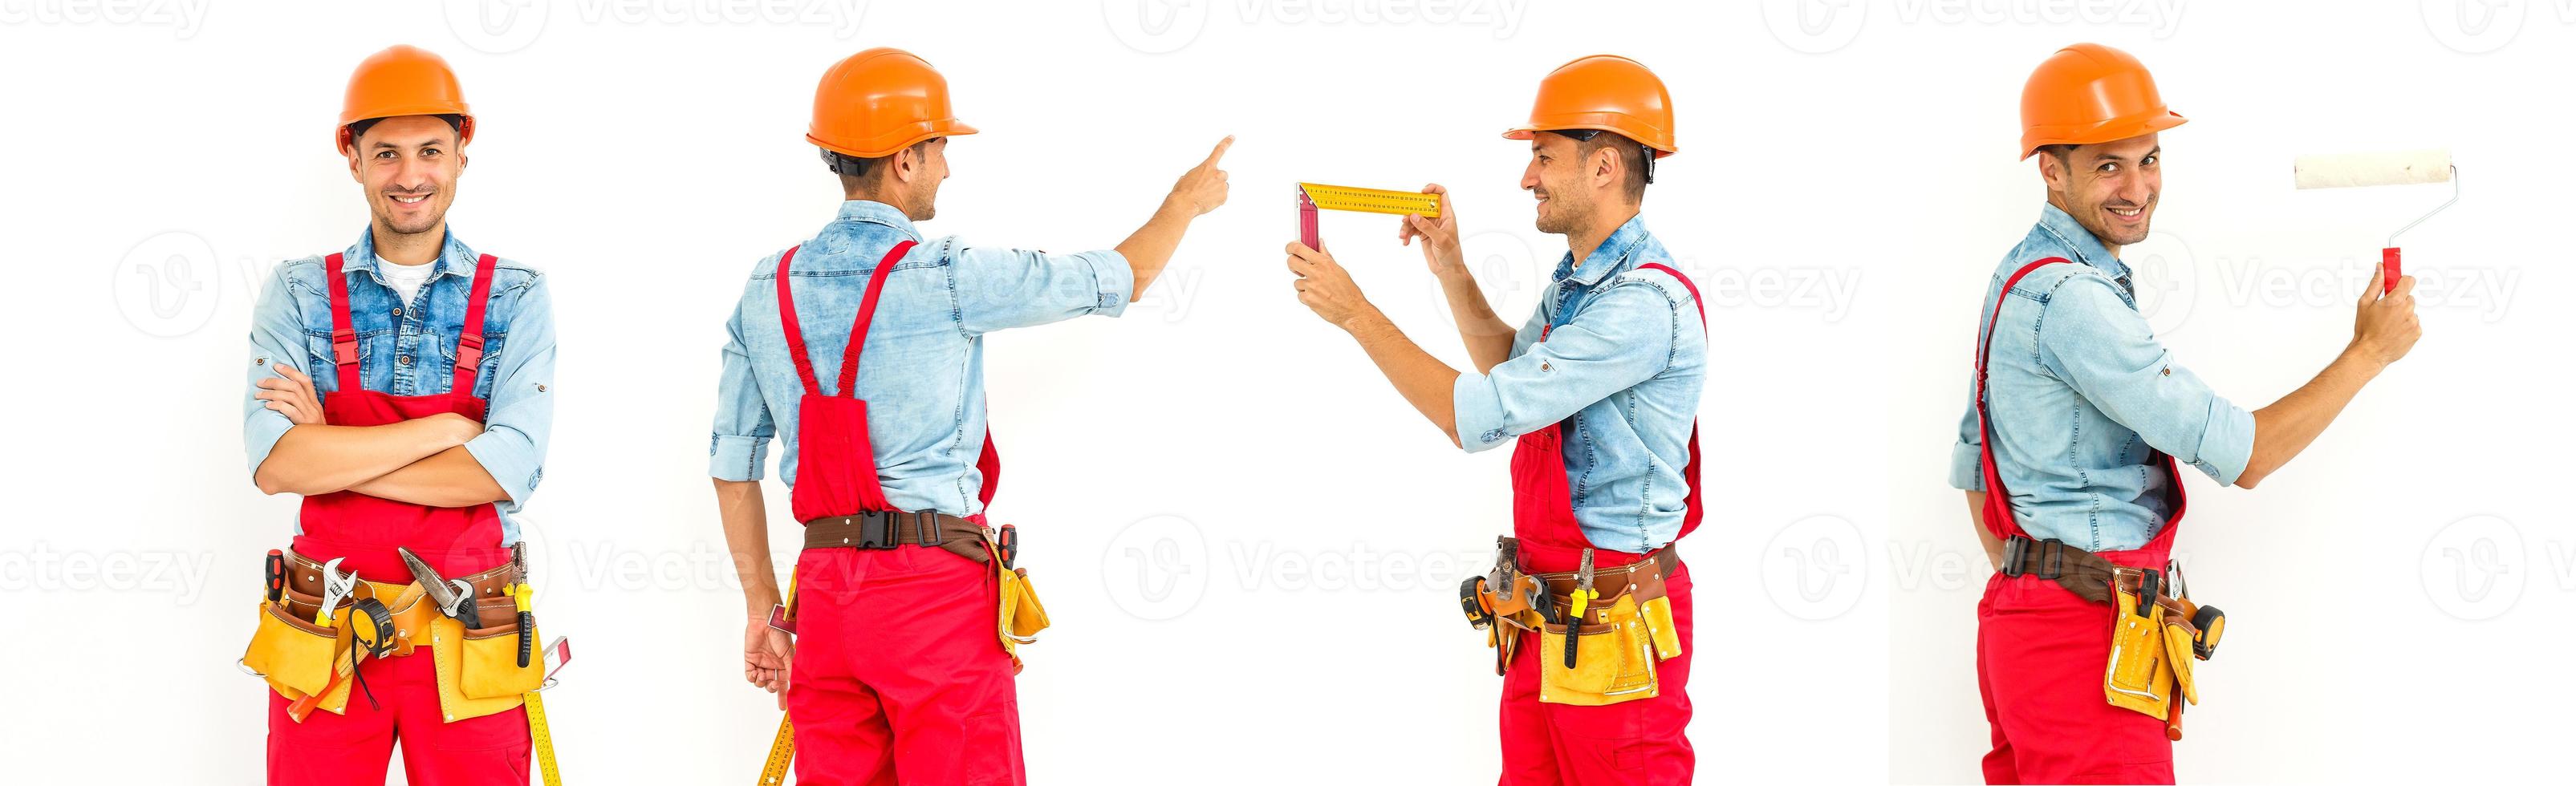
[1202,136,1235,169]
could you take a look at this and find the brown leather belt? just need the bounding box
[1999,535,2127,606]
[803,509,990,564]
[1514,544,1680,628]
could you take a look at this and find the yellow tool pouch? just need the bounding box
[1537,594,1664,706]
[242,600,347,699]
[986,532,1050,671]
[2103,578,2176,719]
[457,605,544,700]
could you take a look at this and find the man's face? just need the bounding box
[900,137,951,221]
[2042,133,2162,249]
[346,115,463,238]
[1521,133,1595,236]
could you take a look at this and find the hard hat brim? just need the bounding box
[811,118,979,160]
[2020,110,2184,160]
[1503,117,1676,158]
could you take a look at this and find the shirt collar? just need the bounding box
[835,200,924,241]
[343,226,476,281]
[2031,203,2127,279]
[1554,213,1653,287]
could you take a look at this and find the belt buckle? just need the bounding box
[858,513,896,549]
[2001,537,2028,577]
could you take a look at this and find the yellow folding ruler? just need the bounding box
[524,690,563,786]
[758,714,795,785]
[1298,182,1442,248]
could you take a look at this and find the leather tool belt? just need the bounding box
[803,509,990,564]
[1460,537,1686,707]
[786,513,1049,671]
[242,549,545,723]
[1999,535,2228,739]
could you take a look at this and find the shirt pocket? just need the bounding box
[427,330,508,398]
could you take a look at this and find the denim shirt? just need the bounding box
[1453,216,1707,553]
[243,229,556,545]
[708,201,1134,516]
[1949,204,2255,552]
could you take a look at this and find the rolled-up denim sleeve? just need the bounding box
[461,274,555,512]
[1949,391,1985,491]
[244,263,308,477]
[953,243,1135,334]
[709,299,776,481]
[1454,280,1678,453]
[2035,278,2256,485]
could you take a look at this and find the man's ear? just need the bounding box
[2035,153,2064,192]
[1592,145,1620,192]
[889,145,919,186]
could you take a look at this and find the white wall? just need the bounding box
[0,1,2562,784]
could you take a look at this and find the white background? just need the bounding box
[0,1,2562,784]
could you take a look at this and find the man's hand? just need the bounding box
[2350,265,2422,367]
[1396,184,1465,279]
[745,616,794,711]
[1164,136,1233,217]
[254,364,326,425]
[1287,241,1381,331]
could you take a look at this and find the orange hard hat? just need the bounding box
[337,45,473,152]
[808,47,977,159]
[2018,43,2184,160]
[1504,55,1676,158]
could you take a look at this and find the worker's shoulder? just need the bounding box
[747,233,959,279]
[1993,237,2115,306]
[1603,256,1698,312]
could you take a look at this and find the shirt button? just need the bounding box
[392,307,403,318]
[398,355,414,367]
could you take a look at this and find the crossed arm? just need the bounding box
[249,363,506,506]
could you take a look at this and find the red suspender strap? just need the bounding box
[775,246,817,395]
[451,253,499,395]
[1635,262,1707,540]
[776,241,919,398]
[839,241,916,398]
[1973,257,2072,540]
[323,253,361,395]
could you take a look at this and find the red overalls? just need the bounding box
[1972,257,2189,784]
[775,241,1023,786]
[1496,262,1704,785]
[267,252,530,785]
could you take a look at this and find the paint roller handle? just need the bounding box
[2349,261,2421,368]
[2381,247,2400,295]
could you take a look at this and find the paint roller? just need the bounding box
[2292,149,2458,294]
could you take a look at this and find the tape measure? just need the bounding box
[758,713,795,785]
[523,690,563,786]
